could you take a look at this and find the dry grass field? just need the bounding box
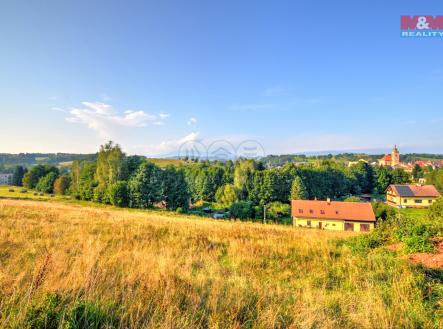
[0,199,441,328]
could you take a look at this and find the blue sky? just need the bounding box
[0,0,442,156]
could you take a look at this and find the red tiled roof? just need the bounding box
[389,185,441,197]
[381,154,392,161]
[291,200,376,222]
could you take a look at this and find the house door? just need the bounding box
[344,222,354,231]
[319,222,322,229]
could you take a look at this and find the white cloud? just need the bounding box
[159,113,170,119]
[129,132,201,156]
[65,102,168,138]
[51,107,68,113]
[187,117,197,125]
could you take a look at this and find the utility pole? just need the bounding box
[263,204,266,224]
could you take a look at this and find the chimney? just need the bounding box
[327,197,331,205]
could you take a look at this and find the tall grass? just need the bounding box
[0,199,441,328]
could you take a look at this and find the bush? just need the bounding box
[36,172,58,193]
[108,181,129,207]
[344,224,389,255]
[230,201,254,220]
[266,202,290,223]
[394,218,438,253]
[93,186,109,204]
[372,202,397,221]
[53,175,71,195]
[428,197,443,221]
[176,207,184,214]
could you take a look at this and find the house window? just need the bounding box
[344,223,354,231]
[429,200,433,204]
[320,210,325,214]
[403,199,408,203]
[298,209,303,214]
[309,209,314,214]
[360,224,370,232]
[307,220,311,227]
[335,211,340,215]
[415,200,422,204]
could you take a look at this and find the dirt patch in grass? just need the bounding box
[409,239,443,269]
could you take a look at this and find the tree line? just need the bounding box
[9,142,424,222]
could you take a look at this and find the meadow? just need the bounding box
[0,198,442,328]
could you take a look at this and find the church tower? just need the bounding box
[391,145,400,166]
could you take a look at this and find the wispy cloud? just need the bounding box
[187,117,197,125]
[64,102,169,138]
[130,132,201,156]
[99,93,112,101]
[51,107,68,113]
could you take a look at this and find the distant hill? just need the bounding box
[0,153,190,172]
[0,153,97,169]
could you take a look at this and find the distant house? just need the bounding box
[0,173,13,185]
[386,184,441,208]
[291,199,376,232]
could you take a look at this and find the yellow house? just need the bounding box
[291,199,376,232]
[386,184,440,208]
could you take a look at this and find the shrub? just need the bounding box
[344,226,389,255]
[108,181,129,207]
[36,172,58,193]
[428,197,443,221]
[266,202,290,223]
[53,175,71,195]
[230,201,254,220]
[394,217,438,253]
[176,207,184,214]
[372,202,397,221]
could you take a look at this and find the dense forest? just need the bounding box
[10,142,443,222]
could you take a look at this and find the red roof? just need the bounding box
[291,200,376,222]
[388,185,441,197]
[381,154,392,161]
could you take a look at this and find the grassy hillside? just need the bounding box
[0,200,442,328]
[147,158,187,168]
